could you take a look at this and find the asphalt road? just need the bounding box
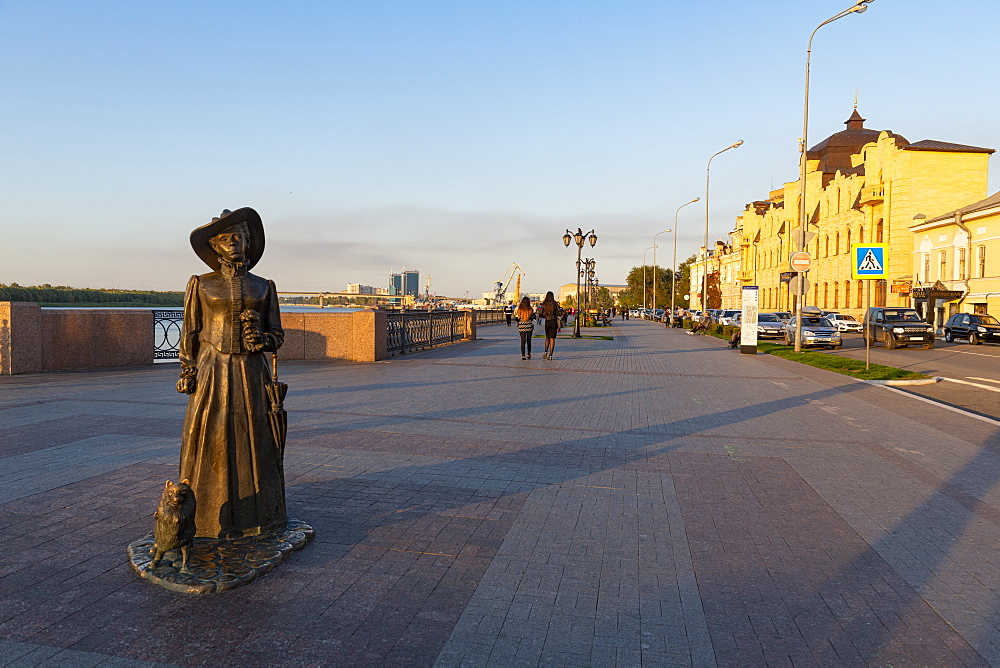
[821,332,1000,420]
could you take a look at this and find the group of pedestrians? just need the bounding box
[513,291,562,360]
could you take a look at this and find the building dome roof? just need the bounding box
[807,109,908,174]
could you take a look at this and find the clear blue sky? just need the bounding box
[2,1,998,297]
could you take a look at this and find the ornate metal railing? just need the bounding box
[153,310,184,360]
[155,308,502,360]
[386,310,471,355]
[473,308,506,325]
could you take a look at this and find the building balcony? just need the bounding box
[859,185,884,205]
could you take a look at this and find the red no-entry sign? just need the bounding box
[789,252,812,272]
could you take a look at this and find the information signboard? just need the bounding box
[740,286,759,355]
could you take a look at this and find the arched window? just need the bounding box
[844,281,850,309]
[836,188,841,214]
[823,282,829,308]
[876,219,884,243]
[856,280,864,308]
[833,281,839,309]
[825,235,830,257]
[835,232,840,255]
[859,226,865,243]
[847,228,852,250]
[876,279,887,307]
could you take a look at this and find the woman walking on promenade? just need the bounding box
[515,296,536,360]
[540,291,560,360]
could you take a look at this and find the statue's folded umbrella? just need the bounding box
[266,352,287,459]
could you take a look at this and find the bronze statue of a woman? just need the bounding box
[128,207,310,593]
[176,207,286,538]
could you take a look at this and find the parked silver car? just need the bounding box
[782,307,843,349]
[754,313,787,339]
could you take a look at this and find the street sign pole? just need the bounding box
[866,281,871,370]
[851,243,888,371]
[789,252,812,352]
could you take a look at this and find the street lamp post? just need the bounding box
[652,229,671,322]
[703,140,744,315]
[794,0,874,351]
[671,198,700,326]
[564,228,597,337]
[581,258,596,313]
[643,245,656,316]
[587,258,597,311]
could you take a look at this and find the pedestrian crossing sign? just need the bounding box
[851,244,888,279]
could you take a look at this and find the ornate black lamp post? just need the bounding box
[564,228,597,337]
[581,258,596,314]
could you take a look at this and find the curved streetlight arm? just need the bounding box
[652,229,671,316]
[642,245,656,313]
[795,0,874,351]
[670,197,699,322]
[703,141,743,313]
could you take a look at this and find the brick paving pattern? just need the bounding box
[1,319,999,665]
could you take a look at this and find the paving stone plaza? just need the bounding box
[2,319,999,666]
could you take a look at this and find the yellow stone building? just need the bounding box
[695,110,994,319]
[557,282,627,306]
[910,191,1000,326]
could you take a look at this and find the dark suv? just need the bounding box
[863,307,935,349]
[944,313,1000,345]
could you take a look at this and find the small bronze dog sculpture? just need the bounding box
[150,479,197,571]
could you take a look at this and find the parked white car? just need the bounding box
[825,313,862,333]
[716,309,741,326]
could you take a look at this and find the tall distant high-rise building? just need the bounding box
[402,270,419,297]
[389,269,420,297]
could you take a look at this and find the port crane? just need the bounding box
[493,263,525,305]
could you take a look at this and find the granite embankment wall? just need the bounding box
[0,303,480,374]
[0,302,153,374]
[279,310,388,363]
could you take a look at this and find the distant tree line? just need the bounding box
[0,283,183,306]
[616,255,697,311]
[278,295,383,306]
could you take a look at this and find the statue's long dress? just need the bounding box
[178,265,286,538]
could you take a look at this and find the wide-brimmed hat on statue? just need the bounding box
[190,207,265,271]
